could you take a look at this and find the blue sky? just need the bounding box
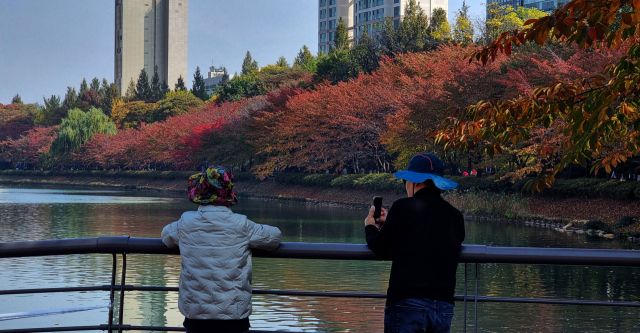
[0,0,485,104]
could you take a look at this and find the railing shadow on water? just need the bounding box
[1,236,640,333]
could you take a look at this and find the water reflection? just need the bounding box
[0,186,638,332]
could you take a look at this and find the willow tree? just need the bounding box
[434,0,640,191]
[50,107,117,156]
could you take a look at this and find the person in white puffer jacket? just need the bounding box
[162,165,281,333]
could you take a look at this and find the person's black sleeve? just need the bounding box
[365,201,405,257]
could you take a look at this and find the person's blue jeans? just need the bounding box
[384,298,454,333]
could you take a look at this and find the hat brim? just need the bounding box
[394,170,458,191]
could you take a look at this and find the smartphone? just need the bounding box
[373,196,383,219]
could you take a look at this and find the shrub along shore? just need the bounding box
[1,170,638,243]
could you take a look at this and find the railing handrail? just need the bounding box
[1,236,640,267]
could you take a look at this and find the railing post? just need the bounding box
[463,263,467,333]
[474,263,478,333]
[108,253,117,333]
[118,253,127,333]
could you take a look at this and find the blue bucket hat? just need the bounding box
[394,153,458,190]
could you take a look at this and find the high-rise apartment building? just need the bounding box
[115,0,188,95]
[489,0,567,13]
[318,0,447,53]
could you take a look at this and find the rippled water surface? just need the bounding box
[0,186,639,332]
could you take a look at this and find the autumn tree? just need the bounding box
[0,103,35,141]
[434,0,640,191]
[2,126,58,169]
[452,1,474,45]
[429,8,451,41]
[111,100,158,129]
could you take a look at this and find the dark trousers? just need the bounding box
[183,317,250,333]
[384,298,454,333]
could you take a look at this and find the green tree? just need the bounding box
[151,65,162,100]
[35,95,66,126]
[398,0,429,52]
[78,78,88,100]
[293,45,317,72]
[275,56,290,68]
[316,48,355,83]
[11,94,22,104]
[350,27,379,74]
[429,8,451,41]
[125,79,137,101]
[62,87,79,109]
[102,82,121,117]
[216,75,260,102]
[160,79,170,98]
[174,75,187,91]
[379,17,402,57]
[90,77,100,92]
[219,68,230,88]
[135,68,152,100]
[50,107,117,156]
[99,78,109,107]
[148,91,204,122]
[241,51,259,76]
[452,1,474,45]
[190,66,207,100]
[333,17,350,51]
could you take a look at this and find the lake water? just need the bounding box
[0,186,639,332]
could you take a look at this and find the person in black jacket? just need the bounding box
[365,153,465,333]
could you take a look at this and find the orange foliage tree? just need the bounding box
[434,0,640,191]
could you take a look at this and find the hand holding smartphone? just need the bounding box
[373,196,383,219]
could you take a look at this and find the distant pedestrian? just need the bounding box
[162,165,281,333]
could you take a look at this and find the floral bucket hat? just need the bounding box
[188,165,238,206]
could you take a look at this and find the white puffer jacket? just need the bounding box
[161,205,281,320]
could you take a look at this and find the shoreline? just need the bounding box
[1,175,639,245]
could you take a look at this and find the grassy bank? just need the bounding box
[3,170,640,200]
[2,170,639,240]
[443,191,532,219]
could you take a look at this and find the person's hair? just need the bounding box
[422,179,435,187]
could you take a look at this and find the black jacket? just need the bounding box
[365,187,465,305]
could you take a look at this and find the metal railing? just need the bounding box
[1,236,640,332]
